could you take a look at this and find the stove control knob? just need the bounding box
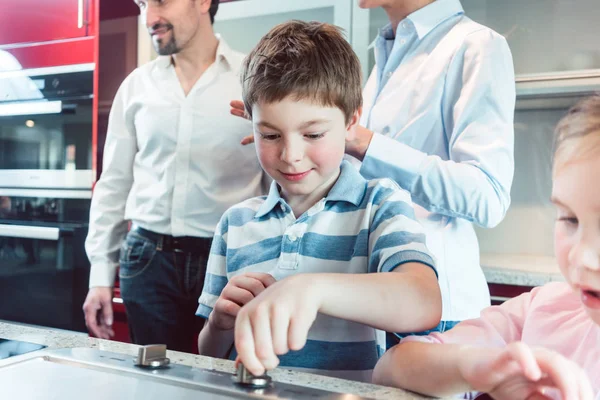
[133,344,170,368]
[233,363,272,388]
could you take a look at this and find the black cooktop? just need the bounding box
[0,338,46,360]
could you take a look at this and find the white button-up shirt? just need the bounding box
[358,0,516,321]
[86,37,268,287]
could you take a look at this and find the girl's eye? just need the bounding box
[305,132,325,140]
[558,216,578,226]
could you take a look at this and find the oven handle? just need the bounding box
[0,224,64,241]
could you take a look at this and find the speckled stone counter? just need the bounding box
[481,254,564,287]
[0,321,435,400]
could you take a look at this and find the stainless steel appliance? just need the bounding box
[0,195,90,331]
[0,58,94,332]
[0,346,372,399]
[0,63,94,192]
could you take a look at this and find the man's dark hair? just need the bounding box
[209,0,219,24]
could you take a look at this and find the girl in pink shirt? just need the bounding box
[373,96,600,400]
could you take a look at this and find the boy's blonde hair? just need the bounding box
[553,94,600,174]
[240,20,362,125]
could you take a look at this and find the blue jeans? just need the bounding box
[386,320,461,350]
[118,230,209,353]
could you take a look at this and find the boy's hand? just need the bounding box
[229,100,254,145]
[458,342,594,400]
[234,275,321,376]
[209,273,276,331]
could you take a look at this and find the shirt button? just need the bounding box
[386,71,393,78]
[289,234,298,242]
[400,39,406,45]
[280,204,285,211]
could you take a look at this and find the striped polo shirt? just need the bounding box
[196,160,436,382]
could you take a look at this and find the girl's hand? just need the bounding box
[459,342,594,400]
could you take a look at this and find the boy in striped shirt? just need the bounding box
[196,20,441,382]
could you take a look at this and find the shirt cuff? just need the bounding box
[88,263,118,288]
[360,132,428,189]
[381,250,438,278]
[196,304,213,318]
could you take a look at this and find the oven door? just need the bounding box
[0,64,94,191]
[0,220,89,332]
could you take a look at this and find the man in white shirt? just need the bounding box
[83,0,267,352]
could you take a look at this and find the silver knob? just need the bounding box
[133,344,170,368]
[233,363,272,388]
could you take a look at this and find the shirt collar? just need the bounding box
[372,0,464,44]
[254,161,367,218]
[155,34,236,72]
[408,0,464,39]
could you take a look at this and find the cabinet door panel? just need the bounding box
[0,0,90,46]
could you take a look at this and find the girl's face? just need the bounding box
[552,152,600,325]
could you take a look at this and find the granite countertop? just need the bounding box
[480,254,564,287]
[0,321,437,400]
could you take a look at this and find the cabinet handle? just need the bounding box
[78,0,84,29]
[0,224,60,241]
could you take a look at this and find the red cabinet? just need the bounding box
[0,0,94,46]
[111,288,132,344]
[488,283,533,305]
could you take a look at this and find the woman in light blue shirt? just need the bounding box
[346,0,516,346]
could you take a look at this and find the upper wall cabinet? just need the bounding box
[352,1,600,108]
[213,0,352,55]
[0,0,94,46]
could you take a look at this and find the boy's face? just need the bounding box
[252,97,358,204]
[552,153,600,325]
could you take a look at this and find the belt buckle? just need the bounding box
[172,237,185,253]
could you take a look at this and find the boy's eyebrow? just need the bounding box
[298,119,330,129]
[255,119,330,131]
[255,121,280,131]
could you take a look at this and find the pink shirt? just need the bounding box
[403,282,600,397]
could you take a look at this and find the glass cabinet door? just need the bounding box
[351,1,600,101]
[213,0,352,55]
[461,0,600,76]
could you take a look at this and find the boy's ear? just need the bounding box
[346,107,362,141]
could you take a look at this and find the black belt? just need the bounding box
[130,226,212,255]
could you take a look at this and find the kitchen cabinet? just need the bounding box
[111,288,131,344]
[488,283,533,305]
[351,1,600,108]
[0,0,95,46]
[214,0,351,54]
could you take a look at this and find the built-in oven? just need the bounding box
[0,63,94,192]
[0,194,90,332]
[0,60,94,332]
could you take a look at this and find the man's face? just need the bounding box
[134,0,206,55]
